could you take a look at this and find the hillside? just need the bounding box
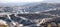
[0,3,60,27]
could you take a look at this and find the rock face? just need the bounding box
[0,20,8,27]
[0,12,60,27]
[0,20,7,25]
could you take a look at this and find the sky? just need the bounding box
[0,0,43,3]
[0,0,60,3]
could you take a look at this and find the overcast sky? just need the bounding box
[0,0,60,3]
[0,0,43,3]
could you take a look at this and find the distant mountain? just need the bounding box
[24,3,60,12]
[42,0,60,3]
[0,3,60,13]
